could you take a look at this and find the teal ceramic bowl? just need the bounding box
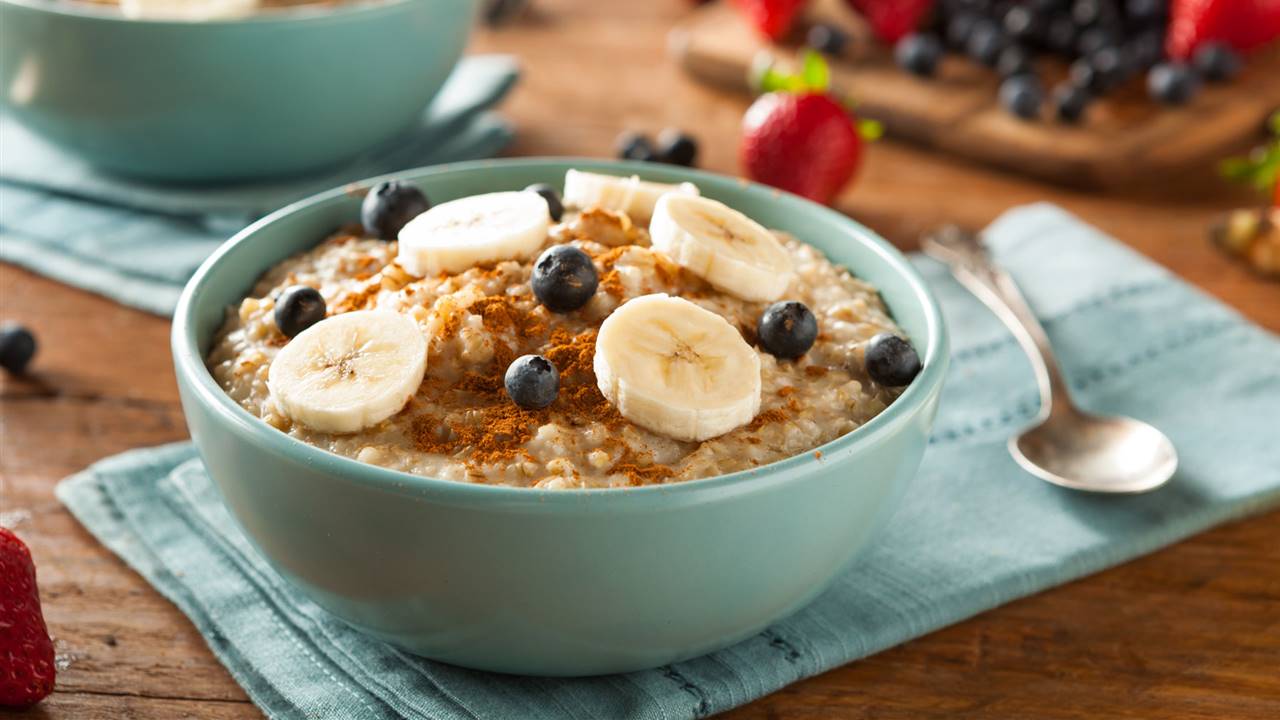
[172,158,949,676]
[0,0,474,181]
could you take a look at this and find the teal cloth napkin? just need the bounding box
[56,204,1280,719]
[0,55,519,316]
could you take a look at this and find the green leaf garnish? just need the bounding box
[800,51,830,94]
[858,119,884,141]
[748,49,882,143]
[1220,114,1280,196]
[750,50,832,95]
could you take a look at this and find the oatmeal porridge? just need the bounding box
[206,170,922,488]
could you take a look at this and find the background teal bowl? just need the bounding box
[171,159,950,676]
[0,0,474,181]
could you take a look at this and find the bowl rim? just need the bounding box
[172,157,949,506]
[0,0,431,26]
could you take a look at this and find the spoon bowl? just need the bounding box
[1011,410,1177,493]
[923,225,1178,495]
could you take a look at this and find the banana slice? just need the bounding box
[648,193,793,303]
[120,0,259,20]
[267,311,427,434]
[397,191,551,277]
[563,169,699,221]
[594,294,761,442]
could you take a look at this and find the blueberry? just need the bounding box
[864,334,921,387]
[656,129,698,167]
[361,181,430,239]
[1000,74,1044,119]
[1003,6,1044,42]
[996,45,1034,78]
[1029,0,1069,11]
[896,33,944,76]
[1052,82,1091,122]
[1147,62,1199,104]
[1089,46,1129,87]
[616,131,657,162]
[1193,42,1241,82]
[1069,56,1104,91]
[757,301,818,360]
[967,20,1007,67]
[1072,0,1103,26]
[504,355,559,410]
[946,13,979,49]
[1125,29,1165,68]
[274,286,326,338]
[1123,0,1165,25]
[525,183,564,222]
[0,324,37,375]
[531,245,598,313]
[1076,26,1116,56]
[807,22,849,55]
[1045,14,1079,54]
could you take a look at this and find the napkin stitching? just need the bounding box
[660,666,710,718]
[758,630,802,663]
[951,279,1171,363]
[930,319,1242,445]
[1074,320,1243,391]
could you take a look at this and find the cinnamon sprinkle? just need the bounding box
[332,278,382,313]
[608,444,675,486]
[746,407,790,432]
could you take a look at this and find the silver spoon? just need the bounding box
[922,225,1177,493]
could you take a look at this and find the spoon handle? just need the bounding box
[921,225,1075,419]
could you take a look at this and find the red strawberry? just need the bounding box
[732,0,807,41]
[1166,0,1280,59]
[742,52,872,204]
[846,0,934,43]
[1,528,55,708]
[742,93,864,204]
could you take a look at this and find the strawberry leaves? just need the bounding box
[1221,111,1280,200]
[751,51,882,143]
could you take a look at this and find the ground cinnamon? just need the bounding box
[607,444,676,486]
[408,302,673,482]
[746,407,790,432]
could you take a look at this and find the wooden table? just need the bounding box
[3,2,1278,718]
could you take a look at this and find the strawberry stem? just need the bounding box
[751,50,832,94]
[858,119,884,141]
[1220,110,1280,197]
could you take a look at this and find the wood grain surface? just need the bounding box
[670,0,1280,188]
[2,1,1279,718]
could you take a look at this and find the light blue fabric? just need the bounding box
[56,205,1280,719]
[0,55,519,316]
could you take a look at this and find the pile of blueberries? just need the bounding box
[614,129,700,167]
[812,0,1244,122]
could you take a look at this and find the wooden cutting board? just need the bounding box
[668,0,1280,188]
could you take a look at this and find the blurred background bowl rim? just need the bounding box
[0,0,427,26]
[172,157,949,506]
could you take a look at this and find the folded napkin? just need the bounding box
[56,205,1280,719]
[0,55,519,316]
